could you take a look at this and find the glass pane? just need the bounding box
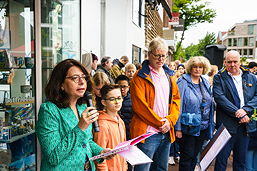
[244,38,248,46]
[249,49,253,56]
[238,38,243,47]
[132,0,142,27]
[41,0,80,101]
[132,45,141,64]
[228,39,232,46]
[249,37,254,46]
[243,49,247,55]
[233,38,237,46]
[0,0,36,170]
[248,24,254,35]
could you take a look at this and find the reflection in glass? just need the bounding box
[41,0,80,101]
[0,0,36,170]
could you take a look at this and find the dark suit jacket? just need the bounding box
[213,67,257,134]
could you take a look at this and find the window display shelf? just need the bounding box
[0,130,35,143]
[4,100,34,106]
[0,67,34,71]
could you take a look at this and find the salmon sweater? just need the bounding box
[94,111,127,171]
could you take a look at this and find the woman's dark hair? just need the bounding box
[45,59,92,108]
[100,84,121,100]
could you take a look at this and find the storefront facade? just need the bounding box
[0,0,81,170]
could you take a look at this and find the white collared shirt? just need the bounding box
[228,70,244,108]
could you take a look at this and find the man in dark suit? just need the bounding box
[213,50,257,171]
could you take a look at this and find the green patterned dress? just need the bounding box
[36,101,103,171]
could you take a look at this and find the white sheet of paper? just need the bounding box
[199,127,231,171]
[119,145,153,165]
[89,131,157,161]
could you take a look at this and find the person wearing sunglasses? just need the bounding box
[36,59,112,171]
[130,37,181,171]
[94,84,127,171]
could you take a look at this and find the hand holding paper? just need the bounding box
[90,131,158,165]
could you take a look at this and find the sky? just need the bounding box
[180,0,257,47]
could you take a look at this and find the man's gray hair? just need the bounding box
[148,37,168,53]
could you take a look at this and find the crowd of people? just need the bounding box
[36,37,257,171]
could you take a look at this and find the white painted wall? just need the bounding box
[81,0,101,57]
[81,0,145,63]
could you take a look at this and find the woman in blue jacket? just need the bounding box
[175,56,215,171]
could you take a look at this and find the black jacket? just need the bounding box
[119,93,132,140]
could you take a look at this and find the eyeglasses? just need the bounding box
[151,52,167,59]
[66,75,87,83]
[119,85,129,89]
[104,96,123,103]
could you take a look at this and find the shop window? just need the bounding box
[41,0,80,100]
[0,0,36,170]
[132,0,142,27]
[132,45,141,64]
[248,24,255,35]
[238,38,243,47]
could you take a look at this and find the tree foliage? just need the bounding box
[184,32,216,59]
[173,0,217,31]
[172,0,216,55]
[173,42,185,60]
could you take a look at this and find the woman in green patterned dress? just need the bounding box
[36,59,109,171]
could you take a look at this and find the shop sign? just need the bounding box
[169,12,180,25]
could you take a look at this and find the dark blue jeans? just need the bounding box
[178,129,208,171]
[134,132,171,171]
[170,140,180,157]
[214,125,249,171]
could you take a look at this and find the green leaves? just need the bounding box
[250,109,257,121]
[172,0,216,58]
[173,0,216,30]
[184,32,216,60]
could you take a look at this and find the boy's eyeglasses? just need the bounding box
[66,75,87,83]
[104,97,123,103]
[119,85,129,89]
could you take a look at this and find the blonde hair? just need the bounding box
[168,61,177,70]
[208,65,218,77]
[148,37,168,53]
[125,63,136,71]
[186,56,211,75]
[92,72,110,86]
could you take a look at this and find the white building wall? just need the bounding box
[81,0,145,63]
[126,1,146,62]
[81,0,101,57]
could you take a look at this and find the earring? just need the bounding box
[61,87,64,91]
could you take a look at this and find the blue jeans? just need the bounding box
[246,150,257,171]
[134,132,171,171]
[170,140,180,157]
[214,125,249,171]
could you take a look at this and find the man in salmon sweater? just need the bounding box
[130,37,180,171]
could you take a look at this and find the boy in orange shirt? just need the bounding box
[94,84,127,171]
